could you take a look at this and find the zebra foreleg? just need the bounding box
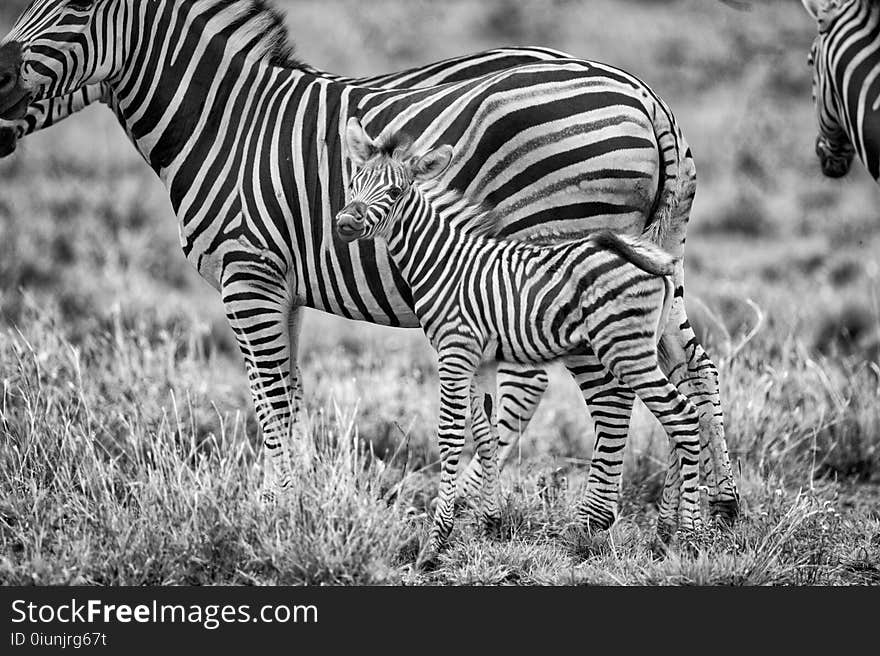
[417,346,479,569]
[456,365,548,502]
[565,353,636,533]
[221,254,298,501]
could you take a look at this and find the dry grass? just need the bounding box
[0,0,879,585]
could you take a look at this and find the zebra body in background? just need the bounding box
[802,0,880,180]
[0,0,737,527]
[336,122,702,562]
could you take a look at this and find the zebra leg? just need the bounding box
[457,365,548,501]
[589,312,703,532]
[653,146,739,524]
[655,443,682,542]
[615,366,703,533]
[220,253,297,500]
[286,308,310,466]
[660,296,739,523]
[469,381,501,536]
[418,349,478,568]
[565,353,636,533]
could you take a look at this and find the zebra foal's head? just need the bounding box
[336,118,453,243]
[0,0,115,120]
[802,0,859,178]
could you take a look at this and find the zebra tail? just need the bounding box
[643,98,688,247]
[590,230,678,277]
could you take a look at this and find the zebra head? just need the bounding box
[336,118,453,243]
[0,1,118,120]
[802,0,858,178]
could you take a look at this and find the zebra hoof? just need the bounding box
[709,498,740,525]
[415,543,440,571]
[576,503,616,534]
[654,520,676,546]
[260,489,278,505]
[481,513,503,540]
[675,530,703,558]
[649,534,670,560]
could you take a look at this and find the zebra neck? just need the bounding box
[106,0,304,180]
[385,193,488,302]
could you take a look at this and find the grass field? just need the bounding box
[1,0,879,585]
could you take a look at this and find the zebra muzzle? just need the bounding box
[816,136,854,178]
[335,204,367,242]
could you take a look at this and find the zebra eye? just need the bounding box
[387,186,403,201]
[67,0,93,10]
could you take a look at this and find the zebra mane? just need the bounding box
[374,131,414,158]
[199,0,306,68]
[373,129,502,238]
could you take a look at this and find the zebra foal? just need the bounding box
[336,119,703,564]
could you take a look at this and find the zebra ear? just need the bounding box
[801,0,824,20]
[411,145,453,182]
[346,117,377,167]
[802,0,852,32]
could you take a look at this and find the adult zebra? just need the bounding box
[0,0,738,530]
[801,0,880,180]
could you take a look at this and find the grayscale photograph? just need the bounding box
[0,0,878,595]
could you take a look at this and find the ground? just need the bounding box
[0,0,878,585]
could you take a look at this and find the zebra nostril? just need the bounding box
[0,71,16,95]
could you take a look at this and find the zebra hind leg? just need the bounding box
[621,368,703,534]
[457,365,548,502]
[565,353,635,533]
[592,319,704,535]
[469,382,502,537]
[655,444,682,543]
[661,301,740,524]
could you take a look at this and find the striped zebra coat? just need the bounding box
[336,123,703,562]
[0,0,737,524]
[802,0,880,180]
